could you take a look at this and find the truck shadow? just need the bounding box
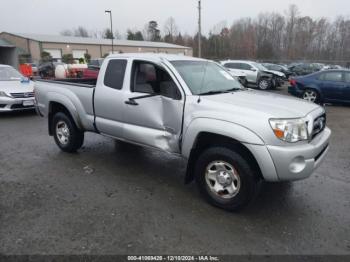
[110,141,298,215]
[0,110,36,118]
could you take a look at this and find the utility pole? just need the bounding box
[198,0,202,58]
[105,10,114,54]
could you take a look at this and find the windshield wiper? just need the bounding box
[198,90,230,96]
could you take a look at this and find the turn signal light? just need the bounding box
[289,79,297,86]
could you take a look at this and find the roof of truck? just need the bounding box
[107,53,205,62]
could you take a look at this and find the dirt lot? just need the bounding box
[0,87,349,255]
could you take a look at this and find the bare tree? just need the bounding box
[163,17,179,43]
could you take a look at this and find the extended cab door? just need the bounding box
[94,58,128,138]
[122,59,184,153]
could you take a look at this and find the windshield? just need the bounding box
[171,61,242,95]
[252,62,268,71]
[0,67,23,81]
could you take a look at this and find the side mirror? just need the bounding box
[250,68,257,72]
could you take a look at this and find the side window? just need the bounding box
[104,59,127,90]
[344,72,350,83]
[323,72,343,82]
[131,61,181,99]
[241,63,252,70]
[224,63,240,69]
[318,73,325,81]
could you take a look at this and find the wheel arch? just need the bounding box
[303,86,323,103]
[48,100,82,136]
[184,131,264,184]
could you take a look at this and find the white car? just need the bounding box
[221,60,285,89]
[0,65,35,111]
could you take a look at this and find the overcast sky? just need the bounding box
[0,0,349,37]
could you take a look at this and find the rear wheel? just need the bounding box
[52,112,84,153]
[302,89,320,103]
[194,147,260,211]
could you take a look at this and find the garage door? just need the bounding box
[43,49,62,59]
[72,50,87,59]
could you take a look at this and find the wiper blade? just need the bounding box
[199,90,229,96]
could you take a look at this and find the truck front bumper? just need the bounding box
[0,97,36,112]
[267,127,331,181]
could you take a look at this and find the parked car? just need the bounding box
[288,69,350,104]
[0,64,35,111]
[221,60,276,90]
[35,54,331,211]
[288,63,321,76]
[256,63,286,87]
[263,63,293,79]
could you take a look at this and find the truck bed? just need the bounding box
[35,78,96,132]
[36,78,97,87]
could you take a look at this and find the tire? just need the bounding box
[258,78,271,90]
[194,147,261,211]
[302,89,320,104]
[52,112,84,153]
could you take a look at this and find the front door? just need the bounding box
[320,71,345,101]
[122,60,184,153]
[343,72,350,102]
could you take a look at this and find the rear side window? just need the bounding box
[344,72,350,83]
[104,59,127,90]
[323,72,343,82]
[224,63,241,69]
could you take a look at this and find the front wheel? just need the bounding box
[52,112,84,153]
[258,78,271,90]
[194,147,260,211]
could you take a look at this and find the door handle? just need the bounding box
[125,99,138,106]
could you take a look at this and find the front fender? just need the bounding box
[181,117,265,158]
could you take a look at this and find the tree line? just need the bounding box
[60,5,350,63]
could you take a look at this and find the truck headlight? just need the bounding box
[269,118,309,143]
[0,91,11,98]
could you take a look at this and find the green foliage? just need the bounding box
[84,53,91,63]
[62,54,74,64]
[41,51,52,62]
[127,30,144,41]
[103,28,114,39]
[19,54,31,64]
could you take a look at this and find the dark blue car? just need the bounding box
[288,70,350,104]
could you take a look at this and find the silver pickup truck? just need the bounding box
[35,54,331,211]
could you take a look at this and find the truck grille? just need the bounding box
[312,113,326,139]
[10,92,34,98]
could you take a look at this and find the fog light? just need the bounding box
[289,156,306,173]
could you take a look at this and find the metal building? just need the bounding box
[0,32,193,64]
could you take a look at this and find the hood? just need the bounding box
[262,70,285,78]
[200,89,319,119]
[0,80,34,95]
